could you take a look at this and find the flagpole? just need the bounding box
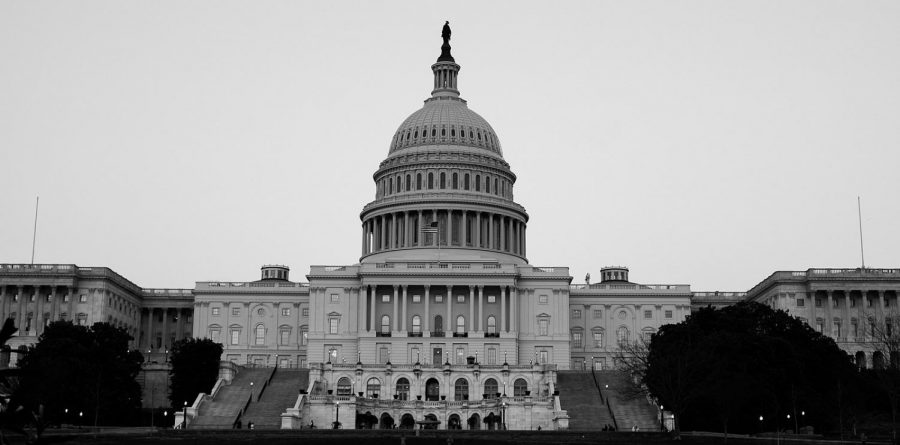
[31,196,39,264]
[858,196,865,270]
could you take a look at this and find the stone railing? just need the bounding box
[361,192,527,214]
[746,268,900,298]
[358,262,518,274]
[570,283,691,293]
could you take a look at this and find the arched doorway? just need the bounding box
[426,378,440,401]
[454,378,468,401]
[514,378,528,397]
[468,413,481,430]
[357,411,377,429]
[380,412,394,429]
[400,413,415,429]
[448,414,461,430]
[367,377,381,398]
[484,412,498,430]
[856,351,867,369]
[423,413,439,430]
[484,378,498,399]
[874,351,886,370]
[396,377,410,400]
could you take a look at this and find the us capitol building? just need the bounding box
[1,24,898,430]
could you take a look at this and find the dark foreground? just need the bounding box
[4,429,884,445]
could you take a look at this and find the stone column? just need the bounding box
[34,286,43,335]
[393,285,399,332]
[501,286,507,332]
[478,286,484,331]
[446,285,452,333]
[176,308,184,342]
[380,215,386,251]
[488,214,494,249]
[476,212,481,248]
[808,290,816,328]
[370,285,376,333]
[510,288,517,332]
[0,286,5,320]
[405,211,411,248]
[146,309,155,350]
[424,285,431,332]
[500,216,506,251]
[361,221,367,255]
[417,210,424,247]
[446,209,452,246]
[844,291,852,341]
[161,308,169,350]
[879,290,886,318]
[468,286,475,333]
[826,291,834,338]
[432,210,438,247]
[401,285,408,332]
[359,287,367,333]
[462,210,468,247]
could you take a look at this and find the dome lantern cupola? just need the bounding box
[432,21,461,98]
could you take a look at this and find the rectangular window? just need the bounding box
[210,329,220,343]
[538,319,549,336]
[852,321,859,338]
[815,298,822,308]
[302,308,309,317]
[867,298,873,308]
[382,295,390,303]
[834,322,842,338]
[435,295,443,303]
[664,310,673,319]
[281,308,290,316]
[456,347,465,364]
[63,295,70,302]
[816,322,823,333]
[571,331,583,347]
[232,307,240,316]
[79,294,87,303]
[539,295,548,304]
[412,295,421,303]
[796,298,805,307]
[331,294,340,303]
[231,329,240,345]
[488,295,496,303]
[644,310,652,319]
[593,331,603,347]
[301,329,308,345]
[212,307,220,316]
[833,299,839,308]
[572,309,581,319]
[329,318,339,334]
[280,330,290,345]
[487,347,497,365]
[593,309,602,318]
[539,350,549,364]
[378,345,390,364]
[457,295,465,303]
[850,298,856,308]
[45,295,52,302]
[410,346,420,363]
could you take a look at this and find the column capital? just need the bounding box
[469,285,476,291]
[402,284,408,290]
[424,284,430,290]
[393,284,400,290]
[477,285,485,290]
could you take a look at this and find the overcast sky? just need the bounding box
[1,1,898,292]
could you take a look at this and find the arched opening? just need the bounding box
[448,414,461,430]
[337,377,352,396]
[617,326,630,346]
[434,315,443,335]
[454,378,468,401]
[456,315,465,334]
[452,172,458,189]
[484,412,498,430]
[428,172,434,189]
[400,413,415,429]
[475,174,481,191]
[856,351,867,369]
[357,411,378,429]
[464,173,470,190]
[405,174,411,191]
[468,413,481,430]
[380,413,394,429]
[484,378,498,399]
[487,315,497,335]
[440,172,446,189]
[255,324,265,345]
[411,315,421,335]
[396,377,410,400]
[425,378,440,401]
[423,413,439,430]
[514,378,528,397]
[874,351,886,370]
[381,315,390,335]
[366,377,381,398]
[417,173,422,190]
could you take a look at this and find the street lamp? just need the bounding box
[334,401,341,429]
[183,401,188,429]
[501,401,507,430]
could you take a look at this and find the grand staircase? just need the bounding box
[190,367,273,429]
[241,368,310,429]
[594,370,660,431]
[556,371,615,430]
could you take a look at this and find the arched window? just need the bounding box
[434,315,443,334]
[494,178,498,195]
[428,172,434,189]
[487,315,497,335]
[396,377,410,400]
[485,176,491,194]
[337,377,352,396]
[255,324,265,345]
[454,378,469,401]
[397,175,401,192]
[389,177,393,194]
[417,173,422,190]
[475,175,481,191]
[616,326,629,346]
[452,173,458,189]
[381,315,391,334]
[366,377,381,398]
[456,315,466,334]
[484,378,498,399]
[440,172,446,189]
[432,127,436,137]
[412,315,421,334]
[514,378,528,397]
[501,181,505,197]
[464,173,470,190]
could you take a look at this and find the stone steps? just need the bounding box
[241,368,310,429]
[556,371,615,430]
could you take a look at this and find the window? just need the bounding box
[454,378,468,400]
[435,295,443,303]
[253,325,266,345]
[456,347,465,364]
[412,295,421,303]
[572,309,581,319]
[210,328,221,343]
[539,295,548,304]
[331,294,339,303]
[487,347,497,365]
[815,298,822,308]
[593,331,603,347]
[644,310,652,319]
[77,313,87,326]
[337,377,352,396]
[381,315,391,334]
[232,307,240,316]
[379,345,390,364]
[664,310,673,319]
[850,298,856,308]
[487,315,496,334]
[282,308,290,316]
[382,295,390,303]
[63,294,70,302]
[457,295,465,303]
[514,378,528,397]
[835,321,843,338]
[538,318,549,336]
[816,320,824,333]
[396,378,410,400]
[484,378,498,399]
[488,295,496,303]
[79,294,87,303]
[833,298,840,308]
[366,377,381,398]
[571,330,583,347]
[852,320,859,338]
[328,347,339,363]
[279,328,290,346]
[329,318,339,334]
[411,315,421,334]
[302,308,309,317]
[300,326,308,345]
[593,309,602,318]
[212,307,220,316]
[616,326,629,345]
[456,315,466,333]
[539,350,549,364]
[230,329,240,345]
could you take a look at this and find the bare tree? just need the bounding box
[862,308,900,443]
[612,336,651,400]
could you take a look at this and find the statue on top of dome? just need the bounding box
[438,21,455,63]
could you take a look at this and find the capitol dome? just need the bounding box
[359,23,528,265]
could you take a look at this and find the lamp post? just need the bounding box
[78,411,83,427]
[334,401,341,429]
[183,401,187,429]
[501,401,507,430]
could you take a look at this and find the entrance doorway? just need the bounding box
[425,378,440,401]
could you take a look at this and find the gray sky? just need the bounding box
[1,1,898,292]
